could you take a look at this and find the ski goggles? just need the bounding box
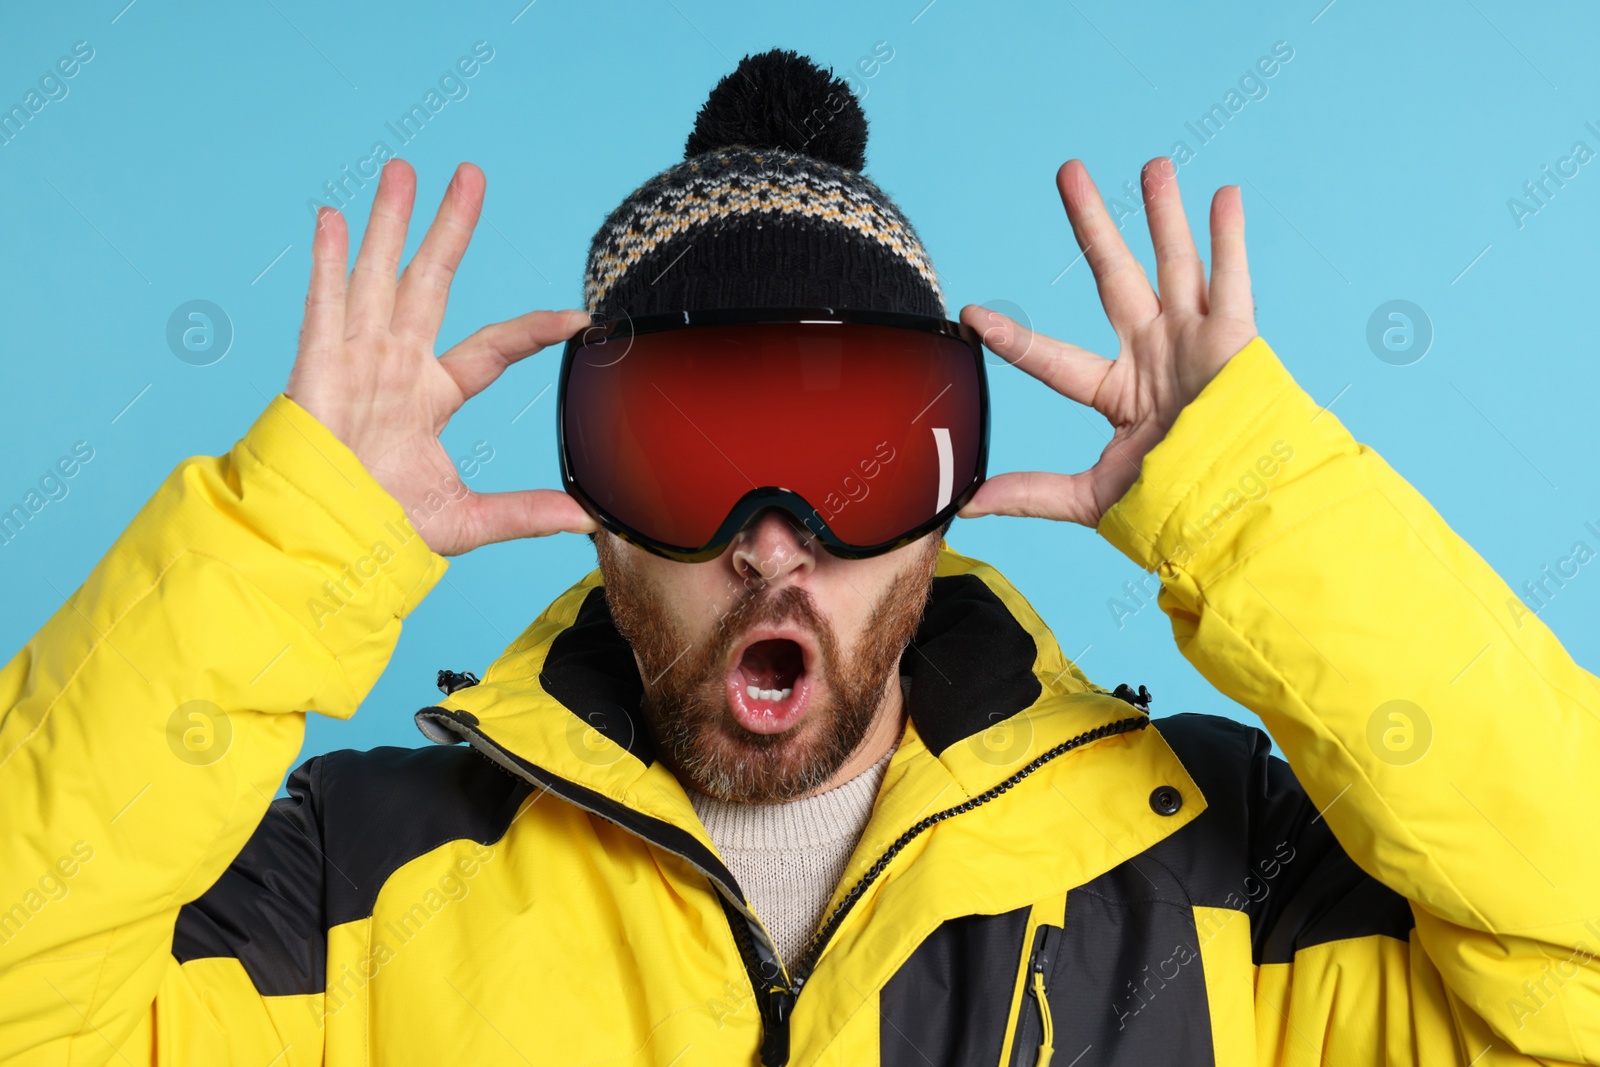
[557,307,989,562]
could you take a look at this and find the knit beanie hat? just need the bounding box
[580,48,947,322]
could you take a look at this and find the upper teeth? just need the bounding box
[746,685,793,702]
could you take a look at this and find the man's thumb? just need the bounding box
[454,490,600,554]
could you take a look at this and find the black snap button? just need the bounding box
[1149,785,1182,816]
[454,709,480,727]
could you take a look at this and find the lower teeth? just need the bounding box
[745,684,793,702]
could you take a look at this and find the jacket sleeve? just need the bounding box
[1098,337,1600,1065]
[0,393,448,1065]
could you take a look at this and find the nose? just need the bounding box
[729,509,815,589]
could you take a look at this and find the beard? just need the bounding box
[595,535,940,803]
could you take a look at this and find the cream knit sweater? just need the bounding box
[689,682,905,968]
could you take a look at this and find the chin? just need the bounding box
[677,694,848,803]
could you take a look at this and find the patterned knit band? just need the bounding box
[579,50,946,322]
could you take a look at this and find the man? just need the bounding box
[1,48,1595,1067]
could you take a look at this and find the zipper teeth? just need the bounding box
[423,702,1149,1041]
[719,890,763,970]
[788,713,1150,987]
[439,711,794,1050]
[716,889,782,1002]
[430,710,791,987]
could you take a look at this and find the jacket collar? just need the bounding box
[415,541,1206,844]
[417,545,1135,809]
[415,544,1205,983]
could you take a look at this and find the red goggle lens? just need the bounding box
[561,320,984,554]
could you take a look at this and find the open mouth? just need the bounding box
[726,636,812,735]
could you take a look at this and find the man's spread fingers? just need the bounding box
[1056,160,1160,332]
[1141,158,1206,315]
[959,305,1112,409]
[438,309,591,403]
[300,207,348,359]
[392,162,487,343]
[346,160,416,334]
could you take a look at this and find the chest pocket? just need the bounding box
[1008,864,1217,1067]
[878,866,1216,1066]
[878,907,1034,1067]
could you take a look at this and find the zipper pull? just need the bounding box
[1111,682,1152,712]
[1031,969,1056,1067]
[759,986,795,1066]
[436,669,480,695]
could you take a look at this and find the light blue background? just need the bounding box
[3,0,1597,776]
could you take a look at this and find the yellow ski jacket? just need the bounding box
[1,337,1596,1065]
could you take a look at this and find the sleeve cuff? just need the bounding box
[1095,337,1358,575]
[237,393,448,620]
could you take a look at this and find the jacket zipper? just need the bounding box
[764,713,1151,1065]
[419,695,1149,1067]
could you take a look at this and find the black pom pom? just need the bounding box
[684,48,868,170]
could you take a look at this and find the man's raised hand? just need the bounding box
[957,157,1259,529]
[284,159,598,557]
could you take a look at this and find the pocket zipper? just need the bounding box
[1030,966,1056,1067]
[1019,922,1064,1067]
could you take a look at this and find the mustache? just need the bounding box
[710,582,831,665]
